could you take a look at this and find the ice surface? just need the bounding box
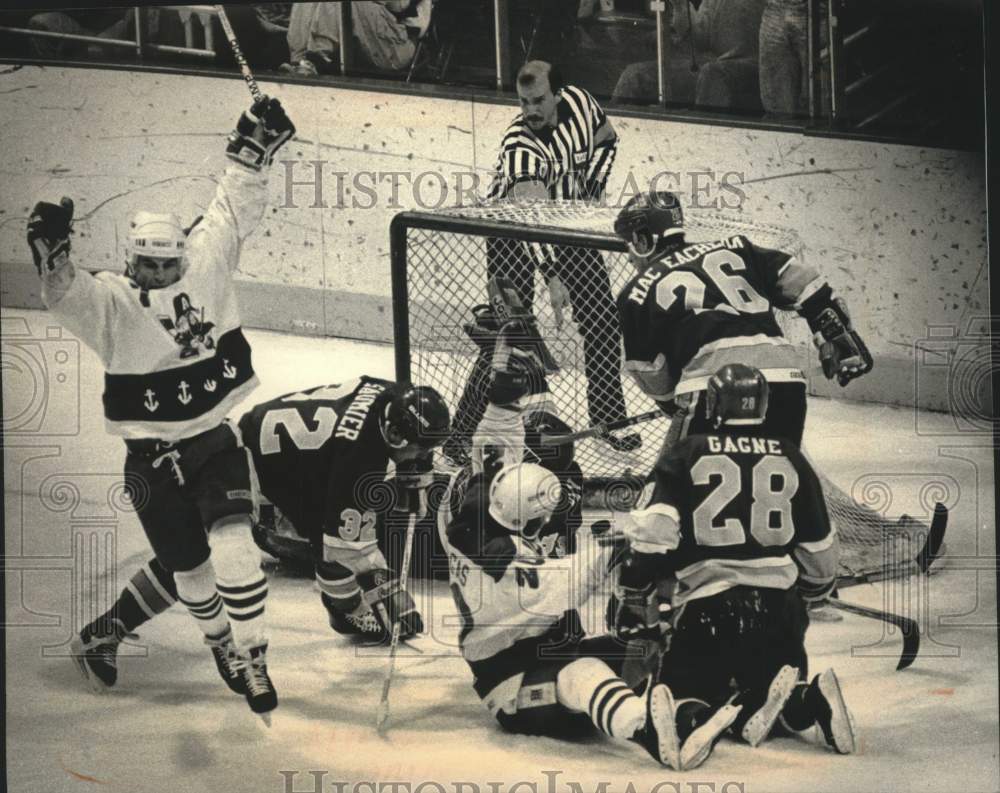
[4,308,997,793]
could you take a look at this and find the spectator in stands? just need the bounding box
[27,7,132,58]
[282,0,431,77]
[758,0,824,116]
[612,0,765,112]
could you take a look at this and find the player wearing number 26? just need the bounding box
[615,365,858,755]
[614,191,873,446]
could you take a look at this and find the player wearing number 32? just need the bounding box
[616,365,858,754]
[30,96,294,722]
[238,378,450,642]
[614,191,873,446]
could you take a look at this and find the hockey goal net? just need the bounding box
[390,201,933,579]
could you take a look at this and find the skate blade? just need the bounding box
[649,685,680,770]
[680,701,742,771]
[742,665,799,747]
[257,711,273,728]
[70,652,112,694]
[818,670,857,754]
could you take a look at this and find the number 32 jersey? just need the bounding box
[238,377,399,543]
[617,235,823,404]
[627,432,838,607]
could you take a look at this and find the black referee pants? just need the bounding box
[447,239,628,452]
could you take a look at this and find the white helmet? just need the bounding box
[126,211,187,274]
[488,462,562,535]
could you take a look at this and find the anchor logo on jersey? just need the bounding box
[222,359,238,379]
[143,388,159,413]
[203,379,218,393]
[158,293,216,359]
[177,380,192,405]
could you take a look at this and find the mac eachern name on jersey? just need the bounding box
[103,327,254,422]
[624,236,747,307]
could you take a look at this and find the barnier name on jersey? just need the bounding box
[277,770,747,793]
[335,382,386,440]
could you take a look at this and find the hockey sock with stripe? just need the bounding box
[209,517,268,649]
[175,557,231,639]
[557,657,646,739]
[94,556,178,634]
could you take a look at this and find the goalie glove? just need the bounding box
[225,96,295,171]
[358,569,424,639]
[799,286,873,387]
[27,197,74,275]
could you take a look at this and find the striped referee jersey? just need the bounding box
[487,85,617,201]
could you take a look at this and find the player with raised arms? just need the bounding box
[32,95,295,721]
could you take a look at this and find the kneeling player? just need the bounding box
[616,364,858,754]
[438,433,741,769]
[71,377,450,692]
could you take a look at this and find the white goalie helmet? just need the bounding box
[488,462,563,535]
[126,211,188,277]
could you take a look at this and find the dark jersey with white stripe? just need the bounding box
[238,377,399,544]
[616,235,817,404]
[487,85,617,201]
[628,432,837,606]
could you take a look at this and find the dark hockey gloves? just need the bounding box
[27,197,74,275]
[226,96,295,171]
[614,583,658,642]
[800,286,873,387]
[360,569,424,640]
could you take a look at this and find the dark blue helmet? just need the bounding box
[385,385,451,449]
[705,364,769,428]
[614,191,684,257]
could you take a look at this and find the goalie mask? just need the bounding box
[705,364,769,429]
[613,190,685,261]
[488,462,563,538]
[126,211,188,289]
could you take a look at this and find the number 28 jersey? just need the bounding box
[627,432,838,607]
[616,235,821,404]
[238,377,398,542]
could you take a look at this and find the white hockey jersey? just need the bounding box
[41,164,268,441]
[437,468,614,682]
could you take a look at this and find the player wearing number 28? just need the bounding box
[615,364,858,754]
[614,191,873,446]
[29,96,295,721]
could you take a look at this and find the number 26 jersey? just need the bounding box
[616,235,820,404]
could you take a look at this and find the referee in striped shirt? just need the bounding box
[448,61,638,460]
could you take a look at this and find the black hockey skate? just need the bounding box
[632,684,741,770]
[240,643,278,725]
[71,618,136,691]
[204,628,247,695]
[807,668,858,754]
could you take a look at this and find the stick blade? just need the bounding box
[916,502,948,574]
[897,618,921,671]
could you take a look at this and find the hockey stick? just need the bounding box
[837,503,948,589]
[376,510,419,735]
[214,5,264,103]
[540,409,664,446]
[826,596,920,671]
